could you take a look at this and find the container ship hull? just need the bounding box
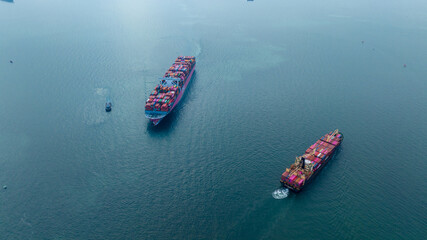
[280,130,343,192]
[145,56,196,125]
[282,147,338,192]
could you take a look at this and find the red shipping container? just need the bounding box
[145,102,154,110]
[282,172,290,178]
[161,104,169,112]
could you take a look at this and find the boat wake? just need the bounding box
[272,188,289,199]
[194,41,202,57]
[95,87,109,96]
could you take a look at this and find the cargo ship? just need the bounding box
[145,56,196,125]
[280,129,343,192]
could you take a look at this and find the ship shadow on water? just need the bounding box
[146,71,198,134]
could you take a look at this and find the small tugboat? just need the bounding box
[105,98,112,112]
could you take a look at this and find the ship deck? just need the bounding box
[281,131,343,192]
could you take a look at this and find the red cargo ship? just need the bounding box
[280,129,343,192]
[145,56,196,125]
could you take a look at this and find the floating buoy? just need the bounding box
[3,185,7,189]
[403,64,407,68]
[9,60,13,63]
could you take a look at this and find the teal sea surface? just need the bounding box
[1,0,426,239]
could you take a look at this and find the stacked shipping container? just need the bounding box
[281,130,343,191]
[145,56,195,113]
[145,85,180,112]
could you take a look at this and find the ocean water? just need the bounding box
[1,0,426,239]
